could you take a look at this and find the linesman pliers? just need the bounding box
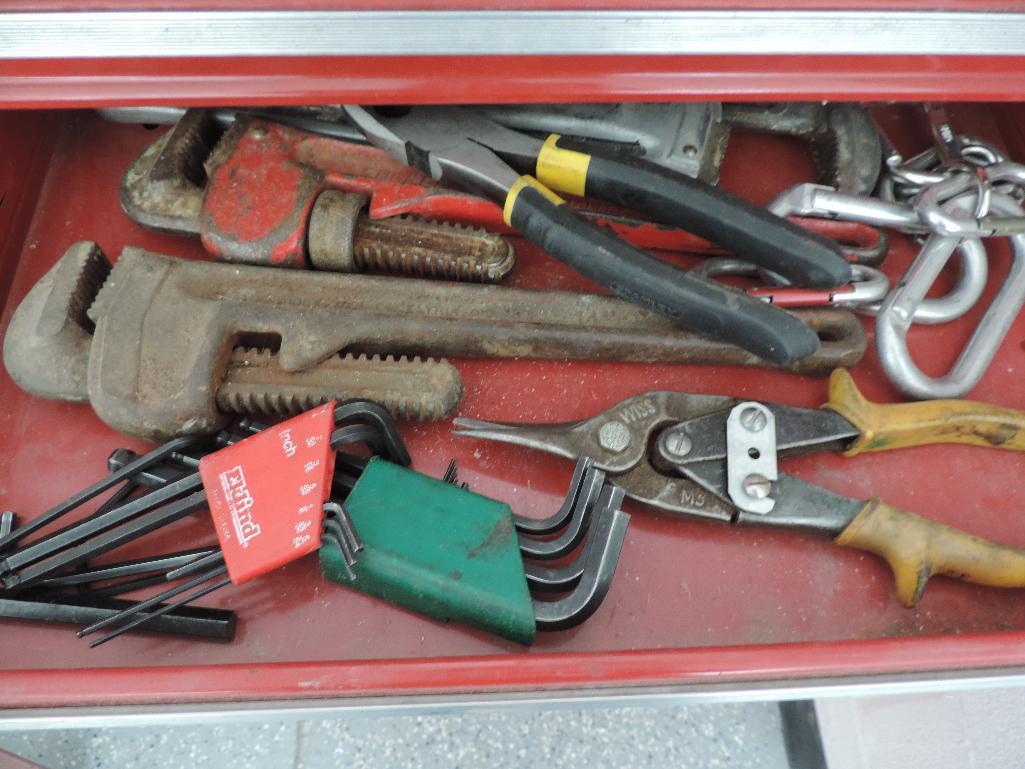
[454,370,1025,607]
[343,105,852,365]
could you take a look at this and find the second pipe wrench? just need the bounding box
[343,106,852,365]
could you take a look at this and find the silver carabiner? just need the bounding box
[859,236,988,325]
[691,258,890,308]
[836,265,890,306]
[768,183,988,323]
[880,136,1007,204]
[769,183,925,233]
[917,161,1025,237]
[876,191,1025,399]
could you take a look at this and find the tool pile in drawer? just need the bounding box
[3,101,1025,649]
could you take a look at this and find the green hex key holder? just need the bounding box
[320,455,630,645]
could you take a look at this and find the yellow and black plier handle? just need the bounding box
[344,105,851,365]
[513,132,849,289]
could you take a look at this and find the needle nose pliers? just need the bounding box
[454,369,1025,607]
[343,105,852,365]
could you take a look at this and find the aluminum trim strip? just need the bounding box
[2,10,1025,59]
[2,667,1025,729]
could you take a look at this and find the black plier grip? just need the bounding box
[504,178,820,364]
[528,134,850,289]
[343,106,851,365]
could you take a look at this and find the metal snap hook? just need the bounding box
[859,235,988,325]
[768,183,925,233]
[917,161,1025,237]
[876,191,1025,399]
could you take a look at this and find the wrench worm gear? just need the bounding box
[308,190,514,281]
[217,348,462,421]
[121,111,515,281]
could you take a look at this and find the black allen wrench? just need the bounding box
[513,457,631,631]
[1,400,407,644]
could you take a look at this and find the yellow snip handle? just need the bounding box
[836,499,1025,607]
[824,369,1025,457]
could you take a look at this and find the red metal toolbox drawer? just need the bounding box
[4,3,1025,712]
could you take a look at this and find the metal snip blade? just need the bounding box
[661,404,860,466]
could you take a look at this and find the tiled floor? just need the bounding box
[816,688,1025,769]
[5,688,1023,768]
[0,703,789,769]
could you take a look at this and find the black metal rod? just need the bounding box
[5,491,209,592]
[0,435,199,551]
[517,468,605,560]
[0,594,235,641]
[108,449,200,485]
[89,575,233,648]
[333,400,410,465]
[320,532,356,582]
[164,551,225,581]
[323,519,357,567]
[514,457,594,535]
[332,455,368,492]
[0,511,15,541]
[330,424,388,457]
[2,473,204,575]
[533,488,629,632]
[78,563,229,637]
[323,502,362,552]
[90,480,142,518]
[38,547,219,587]
[107,449,184,487]
[78,573,180,598]
[2,479,151,573]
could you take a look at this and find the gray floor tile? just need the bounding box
[0,722,298,769]
[296,703,788,769]
[817,689,1025,769]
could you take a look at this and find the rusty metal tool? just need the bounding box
[3,241,462,435]
[719,103,883,196]
[121,110,516,282]
[110,106,888,263]
[344,104,854,364]
[5,242,865,441]
[455,369,1025,608]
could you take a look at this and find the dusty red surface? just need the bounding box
[3,106,1025,706]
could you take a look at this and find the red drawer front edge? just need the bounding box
[5,55,1025,107]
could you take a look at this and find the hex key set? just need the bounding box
[0,402,629,645]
